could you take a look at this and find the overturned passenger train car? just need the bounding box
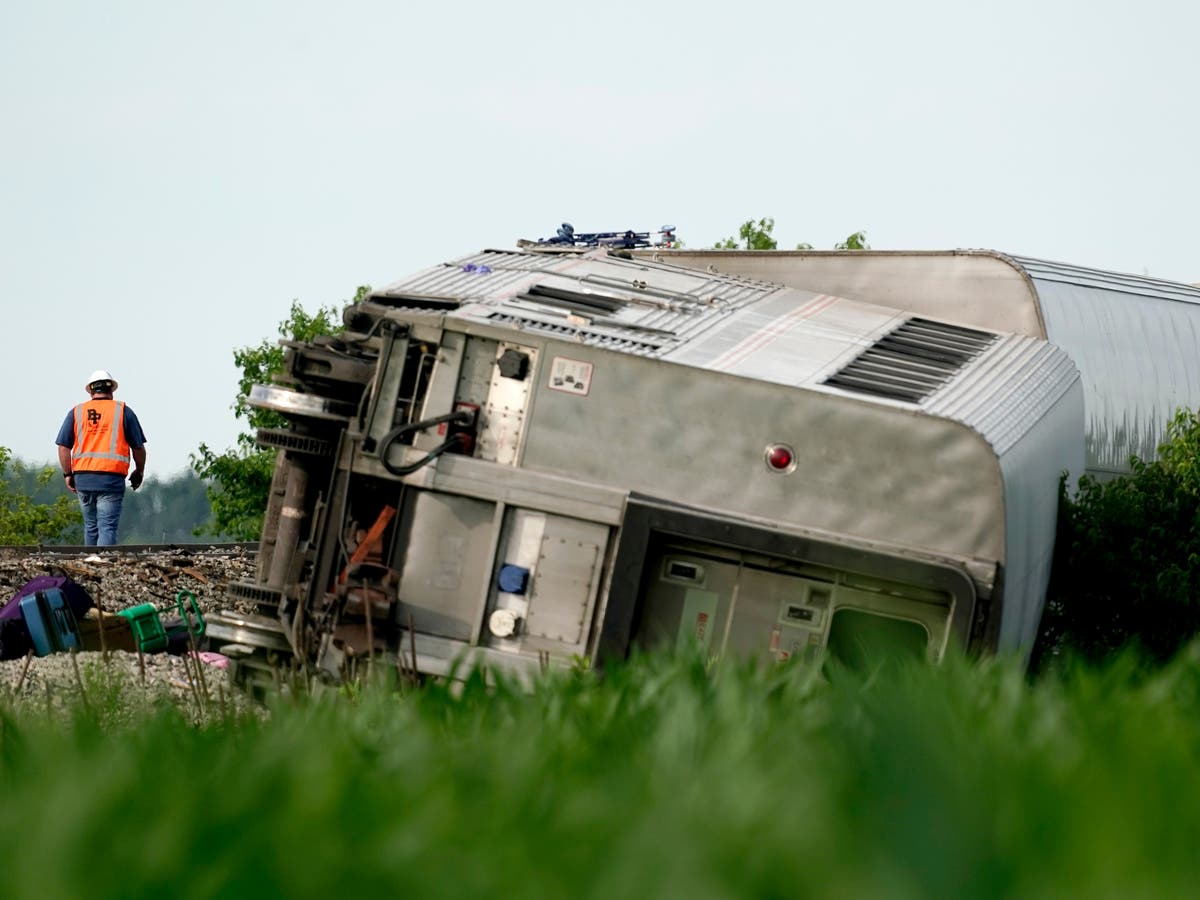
[637,248,1200,480]
[224,248,1083,681]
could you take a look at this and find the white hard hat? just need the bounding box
[85,369,118,392]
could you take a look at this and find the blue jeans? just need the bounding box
[77,490,125,546]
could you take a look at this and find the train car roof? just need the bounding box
[368,248,1079,457]
[625,247,1196,475]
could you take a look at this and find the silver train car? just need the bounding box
[636,249,1200,479]
[228,248,1082,681]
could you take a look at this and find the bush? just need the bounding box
[0,447,82,545]
[1033,408,1200,667]
[191,298,353,540]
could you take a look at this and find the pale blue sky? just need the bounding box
[3,1,1197,475]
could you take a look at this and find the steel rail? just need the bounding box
[0,542,259,556]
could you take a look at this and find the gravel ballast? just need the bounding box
[0,546,264,721]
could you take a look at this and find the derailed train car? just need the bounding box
[221,248,1083,681]
[634,248,1200,479]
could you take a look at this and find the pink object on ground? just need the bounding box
[190,651,230,670]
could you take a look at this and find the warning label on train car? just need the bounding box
[548,357,594,396]
[676,589,718,654]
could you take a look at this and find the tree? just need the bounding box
[0,448,82,544]
[1032,408,1200,669]
[191,296,359,540]
[3,452,211,545]
[715,217,778,250]
[714,218,870,251]
[834,230,870,250]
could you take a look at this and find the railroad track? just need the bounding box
[0,541,299,696]
[0,542,259,557]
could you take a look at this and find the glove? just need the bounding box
[130,469,144,490]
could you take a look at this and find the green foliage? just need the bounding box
[1158,407,1200,495]
[5,455,217,545]
[231,297,360,429]
[714,218,869,251]
[190,436,278,542]
[834,229,870,250]
[0,448,81,544]
[3,649,1200,897]
[714,216,778,250]
[1034,408,1200,668]
[191,295,361,540]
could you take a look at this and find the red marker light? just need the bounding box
[765,443,795,473]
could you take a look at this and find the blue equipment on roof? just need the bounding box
[539,223,677,249]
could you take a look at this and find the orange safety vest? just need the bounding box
[71,399,131,476]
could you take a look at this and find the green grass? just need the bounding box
[2,648,1199,899]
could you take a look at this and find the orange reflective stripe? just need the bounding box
[70,399,131,475]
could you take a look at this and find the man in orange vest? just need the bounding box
[55,370,148,546]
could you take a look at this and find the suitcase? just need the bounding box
[78,609,137,652]
[20,589,82,656]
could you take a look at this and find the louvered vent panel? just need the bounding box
[824,317,998,403]
[486,313,662,356]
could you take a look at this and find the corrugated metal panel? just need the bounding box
[1011,254,1200,305]
[511,274,707,338]
[538,255,782,327]
[628,253,785,307]
[484,312,663,357]
[441,250,786,354]
[997,254,1200,475]
[371,251,560,303]
[661,289,902,386]
[927,335,1081,456]
[373,267,530,303]
[1028,277,1200,473]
